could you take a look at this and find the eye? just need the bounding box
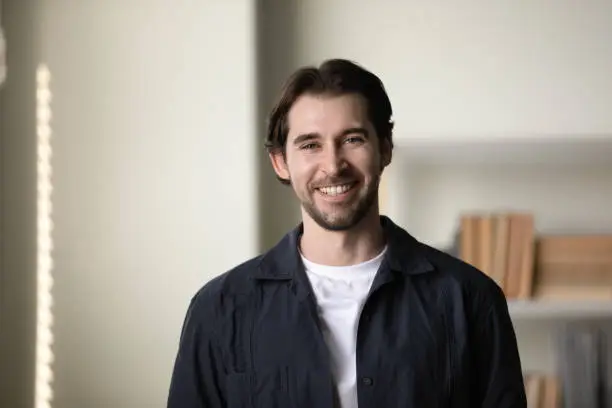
[345,136,365,145]
[300,143,319,150]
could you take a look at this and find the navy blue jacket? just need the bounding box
[167,216,526,407]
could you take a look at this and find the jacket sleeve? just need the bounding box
[167,293,226,408]
[471,283,527,408]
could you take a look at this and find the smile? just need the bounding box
[316,183,356,197]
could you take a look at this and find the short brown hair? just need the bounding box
[265,59,395,157]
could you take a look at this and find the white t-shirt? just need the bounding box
[301,247,387,408]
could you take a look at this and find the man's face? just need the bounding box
[270,93,391,231]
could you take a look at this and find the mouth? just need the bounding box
[315,182,358,198]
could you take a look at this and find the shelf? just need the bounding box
[508,300,612,320]
[392,134,612,166]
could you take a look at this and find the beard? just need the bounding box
[301,173,380,231]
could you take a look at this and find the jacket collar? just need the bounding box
[255,215,434,281]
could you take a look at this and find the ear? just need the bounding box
[269,151,290,181]
[380,138,392,169]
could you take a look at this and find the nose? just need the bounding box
[321,146,347,175]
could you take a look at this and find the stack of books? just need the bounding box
[534,235,612,300]
[523,372,560,408]
[457,211,612,301]
[458,212,535,299]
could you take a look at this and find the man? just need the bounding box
[167,59,526,408]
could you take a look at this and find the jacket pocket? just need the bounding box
[252,367,293,408]
[226,368,293,408]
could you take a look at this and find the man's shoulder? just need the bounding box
[172,255,266,345]
[195,255,262,300]
[187,227,298,320]
[182,255,262,322]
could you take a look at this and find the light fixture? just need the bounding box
[35,64,54,408]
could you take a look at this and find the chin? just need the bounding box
[307,207,365,232]
[318,218,358,231]
[315,218,357,232]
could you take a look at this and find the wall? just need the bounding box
[290,0,612,137]
[256,0,302,251]
[38,1,257,407]
[0,1,40,407]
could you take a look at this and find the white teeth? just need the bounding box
[319,183,353,196]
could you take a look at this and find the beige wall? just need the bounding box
[42,2,258,407]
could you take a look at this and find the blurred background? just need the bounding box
[1,1,612,407]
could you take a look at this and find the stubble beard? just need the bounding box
[302,175,380,232]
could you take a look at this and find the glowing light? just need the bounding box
[35,64,54,408]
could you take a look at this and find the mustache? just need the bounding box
[312,175,358,189]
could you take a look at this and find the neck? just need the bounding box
[299,207,385,266]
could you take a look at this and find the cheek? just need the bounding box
[286,155,317,185]
[352,151,381,177]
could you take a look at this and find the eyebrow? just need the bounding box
[292,127,370,146]
[292,133,319,146]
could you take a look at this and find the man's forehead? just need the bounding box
[287,93,369,137]
[289,93,367,115]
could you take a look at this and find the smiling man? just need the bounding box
[167,59,527,408]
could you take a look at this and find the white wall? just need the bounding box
[37,1,257,407]
[291,0,612,137]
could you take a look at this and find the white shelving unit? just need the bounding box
[382,134,612,374]
[390,134,612,166]
[508,300,612,320]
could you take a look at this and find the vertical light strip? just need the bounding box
[35,64,54,408]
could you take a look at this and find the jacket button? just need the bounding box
[361,377,374,386]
